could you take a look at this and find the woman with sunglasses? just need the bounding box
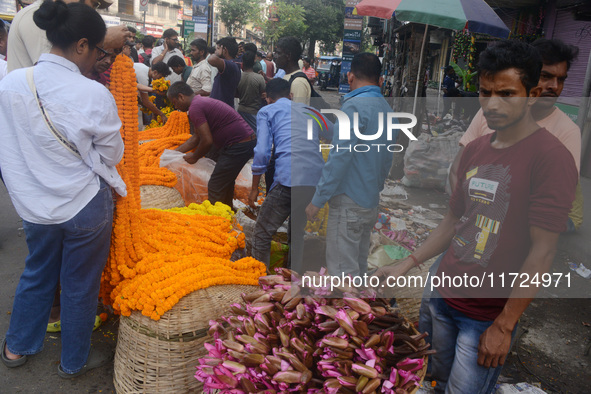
[0,0,126,378]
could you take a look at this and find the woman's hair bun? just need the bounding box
[33,0,69,32]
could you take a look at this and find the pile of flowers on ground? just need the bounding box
[138,110,190,141]
[101,55,266,320]
[196,268,432,393]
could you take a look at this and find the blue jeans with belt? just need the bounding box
[5,181,113,374]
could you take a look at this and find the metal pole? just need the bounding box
[437,68,443,116]
[412,23,428,115]
[143,11,146,33]
[578,50,591,165]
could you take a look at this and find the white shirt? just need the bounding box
[206,54,219,80]
[7,0,50,72]
[150,45,184,84]
[186,58,212,94]
[0,54,126,224]
[133,62,150,86]
[0,56,7,81]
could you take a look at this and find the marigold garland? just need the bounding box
[151,77,170,93]
[138,111,190,140]
[138,133,191,187]
[101,55,265,320]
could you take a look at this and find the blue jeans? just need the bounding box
[429,292,516,394]
[326,194,378,277]
[418,252,445,375]
[5,181,113,374]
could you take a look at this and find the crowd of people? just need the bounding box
[0,1,584,393]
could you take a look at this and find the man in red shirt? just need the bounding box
[168,82,255,210]
[375,40,577,393]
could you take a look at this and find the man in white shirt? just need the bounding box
[186,38,212,96]
[7,0,131,72]
[150,28,183,84]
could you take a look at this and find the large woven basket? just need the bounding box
[388,256,437,324]
[114,285,257,393]
[140,185,185,210]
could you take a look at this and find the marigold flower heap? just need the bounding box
[138,133,191,187]
[102,55,265,321]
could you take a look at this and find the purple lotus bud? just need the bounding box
[396,358,424,372]
[398,369,420,387]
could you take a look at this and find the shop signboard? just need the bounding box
[101,15,121,27]
[191,0,209,42]
[339,0,363,94]
[192,0,208,24]
[183,20,195,39]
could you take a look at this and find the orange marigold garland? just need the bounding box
[138,133,191,187]
[101,55,265,320]
[138,111,190,140]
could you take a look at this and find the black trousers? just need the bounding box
[208,139,256,209]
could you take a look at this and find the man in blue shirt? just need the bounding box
[306,53,397,277]
[208,36,241,108]
[442,65,459,116]
[249,79,330,273]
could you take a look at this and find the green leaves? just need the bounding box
[450,61,477,92]
[217,0,260,37]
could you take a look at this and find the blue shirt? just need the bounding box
[311,85,396,209]
[252,97,330,190]
[210,59,241,108]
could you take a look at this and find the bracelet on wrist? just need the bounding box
[408,254,423,269]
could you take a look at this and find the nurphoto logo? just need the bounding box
[304,108,418,153]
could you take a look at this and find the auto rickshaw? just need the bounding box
[316,56,341,91]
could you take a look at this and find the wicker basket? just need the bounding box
[387,256,437,324]
[140,185,185,210]
[376,229,437,323]
[114,285,257,394]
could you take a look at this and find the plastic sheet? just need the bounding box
[160,150,254,205]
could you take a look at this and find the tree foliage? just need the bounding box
[292,0,344,57]
[217,0,260,37]
[262,1,308,45]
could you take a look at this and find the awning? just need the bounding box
[354,0,401,20]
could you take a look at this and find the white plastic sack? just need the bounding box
[160,149,215,204]
[402,132,462,191]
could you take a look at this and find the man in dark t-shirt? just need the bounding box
[208,36,241,108]
[374,41,577,394]
[168,82,255,209]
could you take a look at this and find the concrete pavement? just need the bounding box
[0,182,117,393]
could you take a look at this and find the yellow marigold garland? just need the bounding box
[101,55,264,320]
[151,77,170,93]
[162,201,234,222]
